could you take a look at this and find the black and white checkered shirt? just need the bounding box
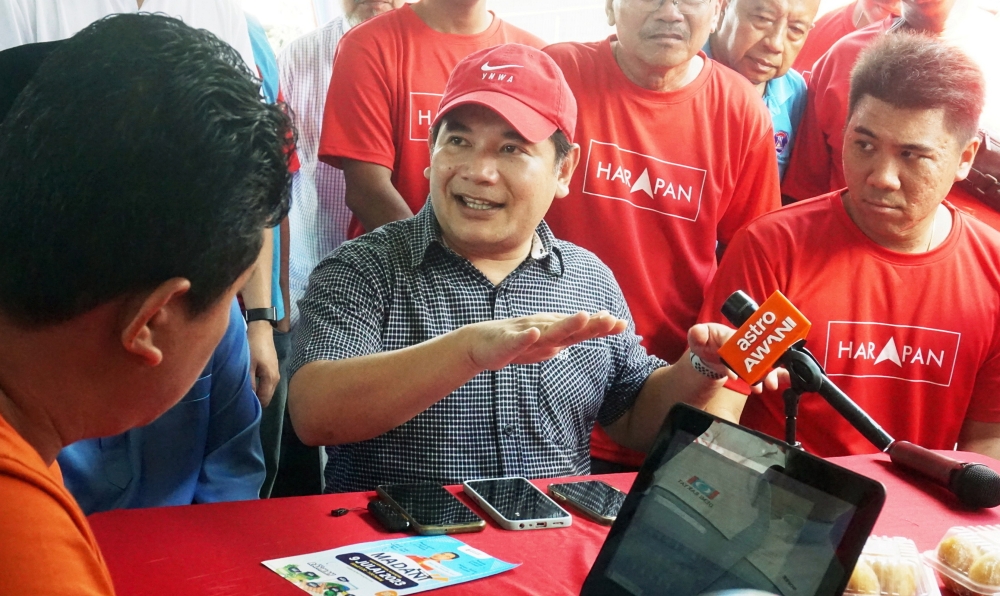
[291,202,667,493]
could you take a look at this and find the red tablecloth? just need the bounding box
[88,454,1000,596]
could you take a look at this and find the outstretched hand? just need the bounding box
[687,323,786,392]
[466,311,628,372]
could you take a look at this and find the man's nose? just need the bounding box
[867,154,902,191]
[463,150,500,183]
[761,25,785,54]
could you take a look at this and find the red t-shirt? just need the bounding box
[792,1,857,76]
[544,38,782,465]
[699,191,1000,457]
[781,17,892,203]
[318,5,545,238]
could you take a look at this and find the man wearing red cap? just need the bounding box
[542,0,783,472]
[317,0,544,241]
[287,44,764,493]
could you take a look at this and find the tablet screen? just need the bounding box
[583,405,885,596]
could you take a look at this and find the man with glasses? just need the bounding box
[542,0,782,472]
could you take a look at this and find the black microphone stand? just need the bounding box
[777,340,894,453]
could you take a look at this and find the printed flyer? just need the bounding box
[263,535,517,596]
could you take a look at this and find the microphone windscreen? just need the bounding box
[953,464,1000,508]
[721,291,759,327]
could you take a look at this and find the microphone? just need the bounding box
[887,441,1000,509]
[719,290,1000,509]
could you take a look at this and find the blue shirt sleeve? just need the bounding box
[246,13,285,319]
[194,299,266,503]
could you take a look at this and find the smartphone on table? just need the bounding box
[367,499,411,533]
[548,480,626,525]
[463,477,572,530]
[375,482,485,535]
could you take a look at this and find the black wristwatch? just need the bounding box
[244,307,277,327]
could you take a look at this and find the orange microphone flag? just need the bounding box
[718,290,812,385]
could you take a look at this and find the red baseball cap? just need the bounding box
[433,44,577,144]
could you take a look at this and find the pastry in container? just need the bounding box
[845,535,938,596]
[924,525,1000,596]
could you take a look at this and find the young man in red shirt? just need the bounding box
[780,0,1000,206]
[542,0,782,470]
[701,33,1000,458]
[319,0,544,239]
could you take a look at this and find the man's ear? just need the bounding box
[554,144,582,199]
[712,0,727,33]
[121,278,192,367]
[954,135,981,182]
[606,0,616,26]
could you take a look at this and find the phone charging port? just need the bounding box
[537,522,547,528]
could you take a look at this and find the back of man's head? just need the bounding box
[0,13,292,328]
[847,32,984,144]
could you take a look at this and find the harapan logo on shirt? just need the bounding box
[822,321,961,386]
[409,92,444,142]
[581,139,707,220]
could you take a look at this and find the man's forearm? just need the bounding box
[605,352,728,453]
[342,159,414,233]
[288,328,483,446]
[240,227,273,310]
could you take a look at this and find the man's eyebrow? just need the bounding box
[502,130,529,143]
[853,125,936,152]
[853,125,878,138]
[442,119,471,133]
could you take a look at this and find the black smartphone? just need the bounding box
[375,482,485,535]
[367,499,411,532]
[548,480,626,525]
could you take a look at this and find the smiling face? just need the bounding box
[711,0,819,89]
[608,0,722,77]
[426,105,577,265]
[841,95,977,251]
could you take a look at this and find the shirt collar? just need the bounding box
[409,200,563,276]
[763,72,795,106]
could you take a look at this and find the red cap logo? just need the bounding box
[433,44,577,144]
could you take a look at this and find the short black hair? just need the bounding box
[429,117,573,165]
[0,14,293,327]
[848,32,985,144]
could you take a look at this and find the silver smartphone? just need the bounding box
[462,477,572,531]
[548,480,626,525]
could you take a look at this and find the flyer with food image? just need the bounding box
[263,535,517,596]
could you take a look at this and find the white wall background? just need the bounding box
[244,0,854,52]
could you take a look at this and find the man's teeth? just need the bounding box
[460,195,495,210]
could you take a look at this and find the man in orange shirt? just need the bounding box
[543,0,782,471]
[318,0,545,239]
[0,14,291,593]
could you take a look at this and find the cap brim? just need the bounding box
[434,90,559,144]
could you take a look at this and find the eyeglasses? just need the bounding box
[634,0,712,15]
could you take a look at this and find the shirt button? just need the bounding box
[503,424,516,436]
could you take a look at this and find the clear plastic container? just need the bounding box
[923,525,1000,596]
[845,535,939,596]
